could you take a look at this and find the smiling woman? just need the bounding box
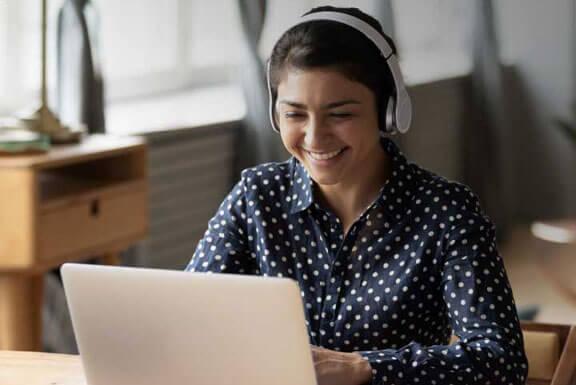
[186,5,528,385]
[276,68,388,233]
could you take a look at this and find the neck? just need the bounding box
[318,144,391,233]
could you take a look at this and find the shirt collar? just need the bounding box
[288,138,415,215]
[288,157,315,214]
[377,137,416,208]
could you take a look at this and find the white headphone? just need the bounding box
[267,11,412,135]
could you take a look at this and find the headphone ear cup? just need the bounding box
[271,93,280,132]
[270,98,280,133]
[384,96,396,135]
[266,60,281,133]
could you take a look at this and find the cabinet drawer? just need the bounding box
[38,184,147,261]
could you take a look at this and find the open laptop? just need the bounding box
[61,263,317,385]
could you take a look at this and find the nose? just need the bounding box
[304,115,330,147]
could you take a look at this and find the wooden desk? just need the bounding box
[0,351,85,385]
[2,323,575,385]
[0,135,148,351]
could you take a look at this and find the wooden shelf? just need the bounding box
[0,134,149,351]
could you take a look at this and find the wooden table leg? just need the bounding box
[0,274,43,351]
[99,251,121,266]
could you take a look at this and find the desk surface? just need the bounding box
[0,134,145,170]
[0,351,85,385]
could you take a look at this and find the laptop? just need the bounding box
[61,263,317,385]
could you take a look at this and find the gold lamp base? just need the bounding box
[19,105,82,144]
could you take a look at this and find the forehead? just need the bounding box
[276,68,373,101]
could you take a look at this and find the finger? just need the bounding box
[310,345,318,359]
[310,345,328,362]
[311,345,329,353]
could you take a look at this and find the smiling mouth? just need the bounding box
[304,148,346,161]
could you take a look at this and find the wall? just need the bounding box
[497,0,576,220]
[399,1,576,223]
[398,76,468,182]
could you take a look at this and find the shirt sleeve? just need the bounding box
[357,214,529,385]
[185,174,257,274]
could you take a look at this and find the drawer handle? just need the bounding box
[90,199,100,217]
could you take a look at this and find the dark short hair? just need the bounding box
[268,6,397,121]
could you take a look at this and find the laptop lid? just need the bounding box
[61,263,317,385]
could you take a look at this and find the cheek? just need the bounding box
[351,113,380,135]
[279,126,301,153]
[335,121,379,149]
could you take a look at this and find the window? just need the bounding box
[98,0,244,100]
[0,0,472,116]
[0,0,47,115]
[0,0,246,114]
[392,0,473,84]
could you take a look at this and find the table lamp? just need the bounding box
[20,0,81,144]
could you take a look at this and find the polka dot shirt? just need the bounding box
[186,138,528,385]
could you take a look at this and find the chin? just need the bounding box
[307,169,343,186]
[312,176,339,186]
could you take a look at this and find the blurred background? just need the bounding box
[0,0,575,353]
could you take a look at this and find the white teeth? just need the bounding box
[306,148,344,161]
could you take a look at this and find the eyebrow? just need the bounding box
[278,99,361,109]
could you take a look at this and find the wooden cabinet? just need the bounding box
[0,135,148,350]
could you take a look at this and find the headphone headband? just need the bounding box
[298,12,394,58]
[267,10,412,135]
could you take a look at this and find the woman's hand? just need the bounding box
[310,345,373,385]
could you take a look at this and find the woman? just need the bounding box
[187,6,528,385]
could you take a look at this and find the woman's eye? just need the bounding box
[330,112,353,118]
[284,112,306,119]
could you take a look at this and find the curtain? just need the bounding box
[43,274,78,353]
[236,0,281,173]
[464,0,513,236]
[374,0,396,41]
[44,0,107,353]
[56,0,105,134]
